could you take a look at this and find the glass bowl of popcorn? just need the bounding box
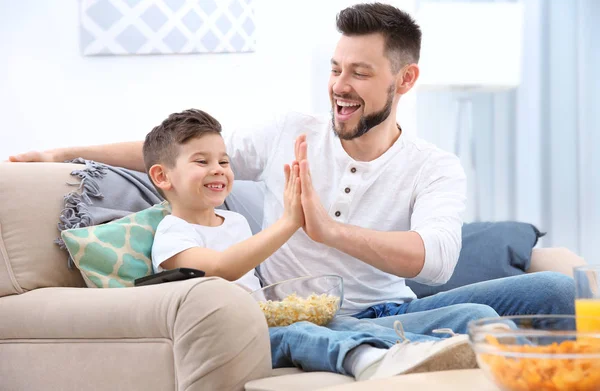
[469,315,600,391]
[250,275,343,327]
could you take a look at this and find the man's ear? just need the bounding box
[148,164,172,192]
[396,63,420,95]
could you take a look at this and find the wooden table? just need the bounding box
[318,369,500,391]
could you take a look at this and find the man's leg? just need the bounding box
[327,315,478,380]
[270,274,572,378]
[269,318,435,375]
[269,311,481,379]
[403,272,575,317]
[366,303,499,335]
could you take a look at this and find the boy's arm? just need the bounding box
[163,163,304,281]
[8,141,145,172]
[161,217,298,281]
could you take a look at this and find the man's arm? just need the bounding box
[222,113,283,181]
[327,223,426,278]
[8,141,145,172]
[8,112,284,174]
[298,159,427,278]
[296,137,466,285]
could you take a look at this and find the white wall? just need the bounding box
[0,0,417,159]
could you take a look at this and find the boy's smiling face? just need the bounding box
[166,133,234,209]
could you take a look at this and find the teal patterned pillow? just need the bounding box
[61,202,170,288]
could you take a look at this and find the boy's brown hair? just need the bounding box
[143,109,222,196]
[143,108,222,172]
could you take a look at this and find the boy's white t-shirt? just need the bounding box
[151,210,262,292]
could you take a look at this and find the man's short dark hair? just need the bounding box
[336,2,422,73]
[143,108,222,173]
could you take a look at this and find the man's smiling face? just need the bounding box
[329,33,397,140]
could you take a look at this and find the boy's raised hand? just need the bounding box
[283,162,304,229]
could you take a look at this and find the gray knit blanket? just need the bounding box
[56,158,163,267]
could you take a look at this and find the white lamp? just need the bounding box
[415,2,524,221]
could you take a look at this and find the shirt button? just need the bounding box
[335,211,341,217]
[344,187,351,194]
[350,167,357,173]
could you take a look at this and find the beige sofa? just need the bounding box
[0,163,586,391]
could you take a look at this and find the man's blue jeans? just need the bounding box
[269,272,575,375]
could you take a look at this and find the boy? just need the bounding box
[144,109,303,291]
[143,109,477,380]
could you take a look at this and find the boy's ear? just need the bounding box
[148,164,172,192]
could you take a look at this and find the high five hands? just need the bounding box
[289,134,336,244]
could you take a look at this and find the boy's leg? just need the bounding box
[403,272,575,317]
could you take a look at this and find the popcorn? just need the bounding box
[258,293,340,327]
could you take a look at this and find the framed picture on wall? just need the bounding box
[79,0,256,56]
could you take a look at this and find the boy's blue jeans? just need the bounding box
[269,272,575,375]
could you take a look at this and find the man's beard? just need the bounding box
[331,84,395,141]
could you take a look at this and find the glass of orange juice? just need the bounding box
[574,265,600,332]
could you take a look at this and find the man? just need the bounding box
[10,2,574,379]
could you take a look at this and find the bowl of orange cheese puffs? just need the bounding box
[469,315,600,391]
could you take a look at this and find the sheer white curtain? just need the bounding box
[519,0,600,264]
[416,0,599,263]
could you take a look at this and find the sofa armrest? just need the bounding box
[0,162,88,296]
[528,247,586,277]
[0,278,271,390]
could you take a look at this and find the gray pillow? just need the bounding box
[406,221,544,298]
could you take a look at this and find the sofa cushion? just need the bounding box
[0,341,176,391]
[61,203,169,288]
[406,221,543,298]
[0,163,87,297]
